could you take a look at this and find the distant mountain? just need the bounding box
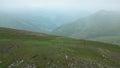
[0,27,120,68]
[0,12,57,33]
[53,10,120,44]
[0,9,85,33]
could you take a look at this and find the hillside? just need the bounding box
[53,10,120,45]
[0,27,120,68]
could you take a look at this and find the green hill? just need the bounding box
[53,10,120,45]
[0,27,120,68]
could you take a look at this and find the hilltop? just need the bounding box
[0,27,120,68]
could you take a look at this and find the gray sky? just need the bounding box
[0,0,120,11]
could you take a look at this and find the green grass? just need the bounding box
[0,63,2,68]
[0,27,120,68]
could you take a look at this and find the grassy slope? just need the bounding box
[0,27,120,68]
[53,11,120,45]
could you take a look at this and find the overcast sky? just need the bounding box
[0,0,120,11]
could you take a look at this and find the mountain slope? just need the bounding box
[53,10,120,44]
[0,27,120,68]
[0,12,58,33]
[0,9,85,34]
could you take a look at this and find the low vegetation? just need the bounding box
[0,27,120,68]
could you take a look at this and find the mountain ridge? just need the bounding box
[52,10,120,45]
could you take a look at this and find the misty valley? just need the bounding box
[0,10,120,45]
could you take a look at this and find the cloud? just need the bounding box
[0,0,120,11]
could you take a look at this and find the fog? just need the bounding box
[0,0,120,12]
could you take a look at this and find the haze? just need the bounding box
[0,0,120,12]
